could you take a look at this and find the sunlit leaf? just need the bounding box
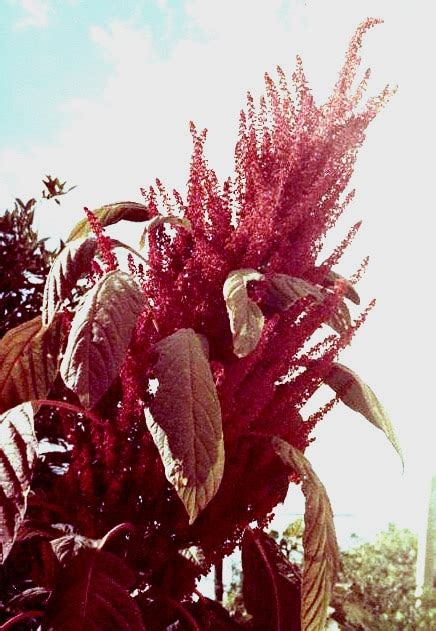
[42,549,146,631]
[265,274,353,334]
[0,316,62,414]
[265,274,324,312]
[139,215,192,248]
[179,545,206,569]
[66,202,151,242]
[324,363,403,466]
[324,270,360,305]
[273,438,340,631]
[242,528,301,631]
[0,402,38,562]
[223,269,265,358]
[60,271,145,409]
[50,533,99,565]
[145,328,224,523]
[327,300,351,334]
[42,237,98,325]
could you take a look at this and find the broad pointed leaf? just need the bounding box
[0,316,62,414]
[66,202,151,242]
[60,271,145,409]
[42,549,146,631]
[242,528,301,631]
[265,274,353,335]
[273,438,340,631]
[139,215,192,248]
[145,328,224,523]
[42,237,98,325]
[323,270,360,305]
[265,274,324,311]
[223,269,265,358]
[324,363,403,465]
[0,402,38,562]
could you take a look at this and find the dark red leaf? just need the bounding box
[242,528,301,631]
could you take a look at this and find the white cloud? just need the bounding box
[14,0,51,29]
[89,21,155,68]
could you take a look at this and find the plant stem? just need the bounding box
[33,399,105,426]
[0,611,43,630]
[99,522,136,550]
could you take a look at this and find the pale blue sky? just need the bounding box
[0,0,196,149]
[0,0,435,557]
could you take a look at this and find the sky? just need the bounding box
[1,0,435,569]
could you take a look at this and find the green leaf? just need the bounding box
[60,271,145,409]
[0,402,38,562]
[139,215,192,248]
[42,549,146,631]
[0,316,62,414]
[66,202,151,242]
[324,363,403,466]
[242,528,301,631]
[324,270,360,305]
[145,328,224,523]
[42,237,98,325]
[265,274,324,312]
[273,438,340,631]
[223,269,265,358]
[283,518,304,540]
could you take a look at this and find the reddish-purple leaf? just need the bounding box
[146,328,224,523]
[324,363,403,466]
[67,202,151,242]
[273,438,339,631]
[0,316,62,414]
[60,271,145,409]
[42,237,98,325]
[0,402,38,562]
[242,528,301,631]
[42,549,146,631]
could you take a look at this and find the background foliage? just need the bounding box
[0,176,74,338]
[226,523,436,630]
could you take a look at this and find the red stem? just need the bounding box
[0,611,43,630]
[98,522,136,550]
[33,399,105,426]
